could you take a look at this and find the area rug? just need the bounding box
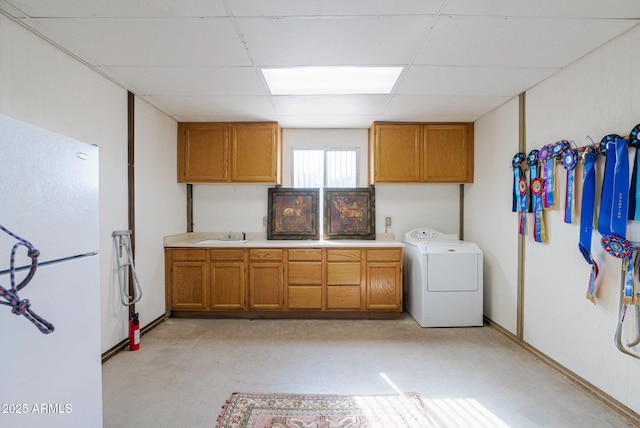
[215,392,434,428]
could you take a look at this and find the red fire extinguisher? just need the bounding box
[129,312,140,351]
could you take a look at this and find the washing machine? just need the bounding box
[403,228,483,327]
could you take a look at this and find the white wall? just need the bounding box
[468,25,640,413]
[465,97,520,334]
[193,128,461,240]
[0,15,181,353]
[134,97,185,328]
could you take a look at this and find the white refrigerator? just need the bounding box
[0,114,103,427]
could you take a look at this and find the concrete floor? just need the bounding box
[102,314,634,427]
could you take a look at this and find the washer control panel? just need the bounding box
[404,228,459,242]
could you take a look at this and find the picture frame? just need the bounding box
[323,187,376,240]
[267,188,319,240]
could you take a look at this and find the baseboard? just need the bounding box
[101,312,169,363]
[484,316,640,426]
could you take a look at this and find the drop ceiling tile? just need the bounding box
[271,95,390,116]
[443,0,640,19]
[416,15,638,68]
[105,66,267,96]
[237,15,436,66]
[144,95,277,119]
[3,0,228,17]
[384,94,511,118]
[396,65,558,96]
[227,0,445,16]
[30,17,251,67]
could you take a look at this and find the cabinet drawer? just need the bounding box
[366,249,402,262]
[326,249,361,262]
[288,248,322,261]
[288,286,322,309]
[327,286,361,309]
[327,262,361,285]
[288,262,322,285]
[250,249,283,261]
[170,249,207,261]
[210,249,245,261]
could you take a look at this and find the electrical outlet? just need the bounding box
[385,217,392,226]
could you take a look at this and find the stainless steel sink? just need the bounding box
[195,239,249,245]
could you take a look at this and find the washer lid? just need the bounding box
[426,243,481,254]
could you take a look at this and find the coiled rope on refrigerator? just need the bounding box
[0,224,54,334]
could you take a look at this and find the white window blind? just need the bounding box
[293,148,358,188]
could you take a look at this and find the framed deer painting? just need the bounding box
[323,187,375,240]
[267,188,319,240]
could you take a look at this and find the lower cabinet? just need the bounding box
[248,249,284,310]
[365,249,403,311]
[166,246,402,316]
[326,249,363,310]
[287,249,323,310]
[210,249,246,310]
[166,249,208,310]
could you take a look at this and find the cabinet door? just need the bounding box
[210,262,246,310]
[370,124,421,183]
[249,262,284,310]
[423,124,473,183]
[231,123,281,183]
[178,123,229,182]
[365,262,402,311]
[171,261,208,310]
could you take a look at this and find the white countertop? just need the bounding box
[164,232,404,248]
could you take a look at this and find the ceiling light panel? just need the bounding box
[262,67,403,95]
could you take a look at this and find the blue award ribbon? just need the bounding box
[512,153,526,213]
[598,140,616,236]
[628,148,640,221]
[628,124,640,221]
[611,138,629,237]
[623,256,636,304]
[579,150,597,261]
[580,149,598,303]
[561,149,578,224]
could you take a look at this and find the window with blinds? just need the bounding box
[293,148,358,188]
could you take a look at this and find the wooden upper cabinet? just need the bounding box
[423,124,473,183]
[369,123,421,183]
[178,122,282,184]
[178,123,229,182]
[232,123,281,183]
[369,122,474,184]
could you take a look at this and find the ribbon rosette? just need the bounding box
[601,234,633,259]
[602,234,637,304]
[530,177,547,242]
[551,140,570,158]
